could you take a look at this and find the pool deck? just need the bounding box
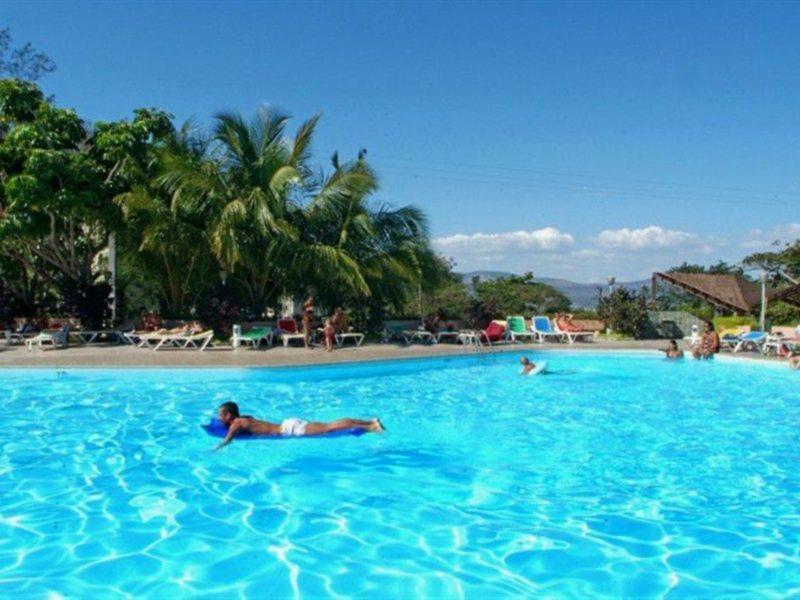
[0,339,785,368]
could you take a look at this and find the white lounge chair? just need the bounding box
[553,318,595,344]
[435,329,461,344]
[733,331,767,353]
[403,329,434,344]
[135,331,175,348]
[26,328,69,350]
[335,331,365,347]
[530,316,567,343]
[153,329,214,351]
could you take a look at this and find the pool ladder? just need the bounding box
[460,330,496,356]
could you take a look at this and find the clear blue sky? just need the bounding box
[5,1,800,281]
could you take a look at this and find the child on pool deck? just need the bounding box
[214,401,384,449]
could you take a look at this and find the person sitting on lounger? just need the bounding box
[214,401,384,448]
[692,321,720,360]
[661,339,684,359]
[332,307,349,333]
[554,313,583,333]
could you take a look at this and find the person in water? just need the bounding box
[692,321,720,360]
[520,356,537,375]
[661,339,684,359]
[215,401,384,448]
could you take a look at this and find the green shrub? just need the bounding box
[713,315,757,332]
[766,301,800,326]
[597,288,648,337]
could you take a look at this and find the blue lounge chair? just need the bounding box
[733,331,766,353]
[530,316,566,343]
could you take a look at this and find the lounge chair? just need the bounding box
[718,326,750,351]
[404,329,435,344]
[531,316,567,343]
[733,331,767,353]
[763,327,800,356]
[553,315,595,344]
[153,329,214,351]
[135,330,176,348]
[276,318,307,347]
[478,320,507,345]
[335,330,365,347]
[232,326,273,349]
[506,316,536,343]
[26,328,69,351]
[434,329,461,344]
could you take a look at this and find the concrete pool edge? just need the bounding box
[0,340,791,372]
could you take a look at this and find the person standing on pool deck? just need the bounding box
[302,296,315,350]
[214,401,384,449]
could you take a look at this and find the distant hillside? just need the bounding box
[459,271,649,309]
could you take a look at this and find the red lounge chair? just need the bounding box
[479,321,507,345]
[277,318,298,333]
[276,318,306,347]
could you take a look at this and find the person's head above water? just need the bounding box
[218,401,240,426]
[520,357,531,366]
[668,339,678,350]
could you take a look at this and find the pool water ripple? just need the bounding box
[1,353,799,597]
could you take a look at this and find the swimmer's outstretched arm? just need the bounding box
[215,420,242,450]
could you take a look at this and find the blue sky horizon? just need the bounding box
[5,1,800,283]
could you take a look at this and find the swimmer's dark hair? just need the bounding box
[219,401,240,418]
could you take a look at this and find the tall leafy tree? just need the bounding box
[115,123,218,316]
[0,79,171,325]
[166,108,438,320]
[164,109,314,315]
[299,157,434,320]
[0,28,56,81]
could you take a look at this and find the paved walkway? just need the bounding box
[1,339,788,369]
[0,339,682,368]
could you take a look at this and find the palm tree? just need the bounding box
[299,157,434,320]
[115,123,217,315]
[163,108,438,320]
[163,109,315,315]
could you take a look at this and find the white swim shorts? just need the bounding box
[280,417,308,436]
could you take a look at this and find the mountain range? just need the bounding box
[459,271,650,309]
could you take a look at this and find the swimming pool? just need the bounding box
[1,352,799,597]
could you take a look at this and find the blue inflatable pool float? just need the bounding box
[201,418,367,439]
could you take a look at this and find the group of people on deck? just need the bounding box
[662,320,720,360]
[300,297,352,352]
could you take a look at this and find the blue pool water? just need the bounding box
[1,352,799,597]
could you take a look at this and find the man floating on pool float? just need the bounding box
[520,357,547,375]
[213,401,384,449]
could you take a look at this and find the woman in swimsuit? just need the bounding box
[302,296,315,350]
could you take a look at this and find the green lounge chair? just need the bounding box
[507,316,536,343]
[232,326,273,349]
